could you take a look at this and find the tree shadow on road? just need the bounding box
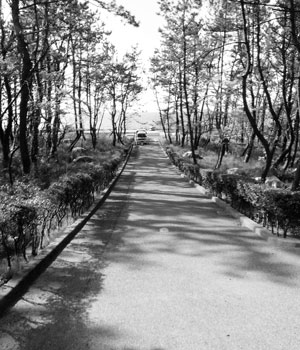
[101,147,300,288]
[1,144,300,349]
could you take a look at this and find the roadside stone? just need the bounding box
[265,176,284,188]
[0,332,20,350]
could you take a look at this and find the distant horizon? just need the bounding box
[99,111,160,131]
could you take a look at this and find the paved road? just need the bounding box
[1,144,300,350]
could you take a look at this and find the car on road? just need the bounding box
[134,130,148,145]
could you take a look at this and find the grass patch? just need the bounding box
[169,142,264,177]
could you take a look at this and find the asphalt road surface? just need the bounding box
[1,144,300,350]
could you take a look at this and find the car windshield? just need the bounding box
[137,133,146,138]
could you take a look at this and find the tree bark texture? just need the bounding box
[11,0,32,174]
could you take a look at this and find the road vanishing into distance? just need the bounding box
[1,143,300,350]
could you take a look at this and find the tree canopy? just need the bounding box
[0,0,143,178]
[151,0,300,187]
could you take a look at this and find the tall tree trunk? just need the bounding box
[182,14,196,164]
[155,87,169,143]
[0,75,14,169]
[242,132,255,163]
[11,0,32,174]
[175,95,180,144]
[215,140,228,169]
[291,79,300,190]
[178,69,186,147]
[240,0,273,182]
[31,63,43,164]
[111,91,117,147]
[291,111,299,168]
[0,0,14,169]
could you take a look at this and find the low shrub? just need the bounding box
[166,146,300,238]
[0,150,125,271]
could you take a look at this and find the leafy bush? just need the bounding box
[0,150,125,271]
[166,146,300,238]
[0,182,47,264]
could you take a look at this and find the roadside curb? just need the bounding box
[189,180,300,248]
[162,148,300,248]
[0,144,133,317]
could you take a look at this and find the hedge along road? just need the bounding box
[1,144,300,350]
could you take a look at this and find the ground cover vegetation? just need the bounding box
[0,138,129,277]
[165,143,300,238]
[0,0,141,279]
[151,0,300,238]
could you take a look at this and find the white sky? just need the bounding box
[98,0,163,116]
[2,0,162,124]
[102,0,163,62]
